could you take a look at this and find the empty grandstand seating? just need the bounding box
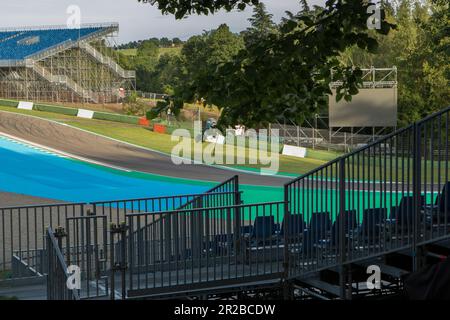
[0,27,103,60]
[0,23,133,103]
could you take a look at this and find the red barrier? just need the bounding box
[138,117,150,126]
[153,123,166,134]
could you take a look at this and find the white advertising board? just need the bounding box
[282,145,307,158]
[77,109,94,119]
[17,101,34,110]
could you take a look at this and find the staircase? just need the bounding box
[79,42,135,79]
[27,60,98,103]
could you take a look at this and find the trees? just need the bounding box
[172,37,183,46]
[340,0,449,126]
[142,0,259,19]
[142,0,394,127]
[175,24,244,103]
[243,2,276,45]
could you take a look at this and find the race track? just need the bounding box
[0,111,290,187]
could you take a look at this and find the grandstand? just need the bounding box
[0,23,135,103]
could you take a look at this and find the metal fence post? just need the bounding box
[413,122,423,272]
[110,222,128,300]
[282,184,290,299]
[338,158,347,299]
[234,176,242,257]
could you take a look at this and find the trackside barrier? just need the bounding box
[284,106,450,290]
[0,98,141,124]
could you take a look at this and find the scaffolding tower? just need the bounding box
[0,23,135,104]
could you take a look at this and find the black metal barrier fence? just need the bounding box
[0,176,240,276]
[91,174,240,224]
[120,201,285,298]
[1,203,85,274]
[284,106,450,279]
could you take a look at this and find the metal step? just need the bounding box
[355,260,409,279]
[299,276,341,298]
[127,275,282,299]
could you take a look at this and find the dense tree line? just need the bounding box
[116,37,183,49]
[126,0,448,127]
[341,0,449,126]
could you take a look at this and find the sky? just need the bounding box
[0,0,324,44]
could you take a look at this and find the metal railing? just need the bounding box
[46,227,80,300]
[0,203,85,272]
[79,42,135,79]
[0,176,240,277]
[284,106,450,279]
[0,23,118,33]
[121,201,284,298]
[29,62,99,103]
[91,175,240,223]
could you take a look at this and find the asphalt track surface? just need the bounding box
[0,111,290,187]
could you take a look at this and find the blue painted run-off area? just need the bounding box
[0,136,212,203]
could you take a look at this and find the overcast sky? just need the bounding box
[0,0,325,44]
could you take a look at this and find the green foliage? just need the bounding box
[117,37,184,50]
[340,0,449,126]
[167,0,394,127]
[175,24,244,104]
[124,91,138,104]
[243,2,277,45]
[141,0,259,19]
[146,100,168,120]
[135,0,446,128]
[122,92,149,116]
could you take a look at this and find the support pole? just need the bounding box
[339,158,347,299]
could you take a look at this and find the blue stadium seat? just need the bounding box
[425,182,450,223]
[330,210,357,246]
[437,182,450,214]
[279,214,306,238]
[301,212,332,254]
[250,216,276,245]
[390,195,425,229]
[359,208,387,244]
[309,212,332,243]
[0,27,104,60]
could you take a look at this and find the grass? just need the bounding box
[158,46,182,57]
[0,105,336,176]
[66,120,329,175]
[118,48,137,56]
[118,46,182,58]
